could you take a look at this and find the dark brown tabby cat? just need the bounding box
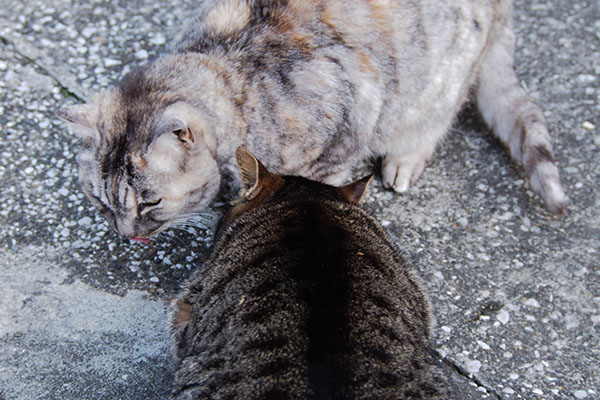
[57,0,567,241]
[169,147,453,399]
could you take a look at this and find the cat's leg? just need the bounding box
[382,147,431,192]
[321,169,353,186]
[381,123,448,192]
[475,7,568,214]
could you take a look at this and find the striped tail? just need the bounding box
[475,2,568,214]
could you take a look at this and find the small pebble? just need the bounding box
[465,359,482,374]
[81,26,96,38]
[534,362,545,372]
[104,58,121,67]
[477,340,490,350]
[150,33,166,46]
[577,74,596,84]
[574,390,588,399]
[497,309,510,324]
[135,49,149,59]
[565,314,580,330]
[524,298,541,308]
[78,217,92,227]
[582,121,595,131]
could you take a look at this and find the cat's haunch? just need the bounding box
[57,0,568,240]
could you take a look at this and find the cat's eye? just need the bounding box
[139,198,162,212]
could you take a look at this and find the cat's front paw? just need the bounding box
[382,152,430,192]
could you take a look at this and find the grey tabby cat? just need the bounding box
[170,147,453,399]
[57,0,567,241]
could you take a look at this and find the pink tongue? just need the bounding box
[131,237,150,244]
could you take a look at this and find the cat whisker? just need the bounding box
[171,213,218,232]
[449,127,470,136]
[169,232,189,249]
[174,226,197,236]
[153,230,171,245]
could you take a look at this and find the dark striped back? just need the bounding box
[171,176,453,399]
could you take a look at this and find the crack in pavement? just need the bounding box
[434,349,504,399]
[0,17,88,102]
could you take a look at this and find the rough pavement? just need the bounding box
[0,0,598,399]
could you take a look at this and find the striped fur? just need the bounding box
[170,161,453,399]
[57,0,567,239]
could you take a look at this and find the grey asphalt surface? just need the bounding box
[0,1,598,399]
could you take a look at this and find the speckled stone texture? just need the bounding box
[0,1,598,399]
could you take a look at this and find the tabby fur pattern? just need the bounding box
[57,0,567,239]
[170,147,453,399]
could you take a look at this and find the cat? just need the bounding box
[57,0,568,241]
[169,146,454,399]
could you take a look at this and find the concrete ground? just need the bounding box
[0,0,598,399]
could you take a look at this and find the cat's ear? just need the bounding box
[154,118,195,147]
[235,146,280,200]
[176,127,195,146]
[56,89,118,141]
[338,175,373,203]
[55,103,99,140]
[145,120,195,174]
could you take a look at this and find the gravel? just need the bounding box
[0,0,598,399]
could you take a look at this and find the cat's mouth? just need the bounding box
[129,223,170,244]
[130,237,151,244]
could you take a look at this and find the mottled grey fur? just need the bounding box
[57,0,567,239]
[170,148,453,399]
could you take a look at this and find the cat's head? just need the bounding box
[214,147,372,236]
[56,74,220,241]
